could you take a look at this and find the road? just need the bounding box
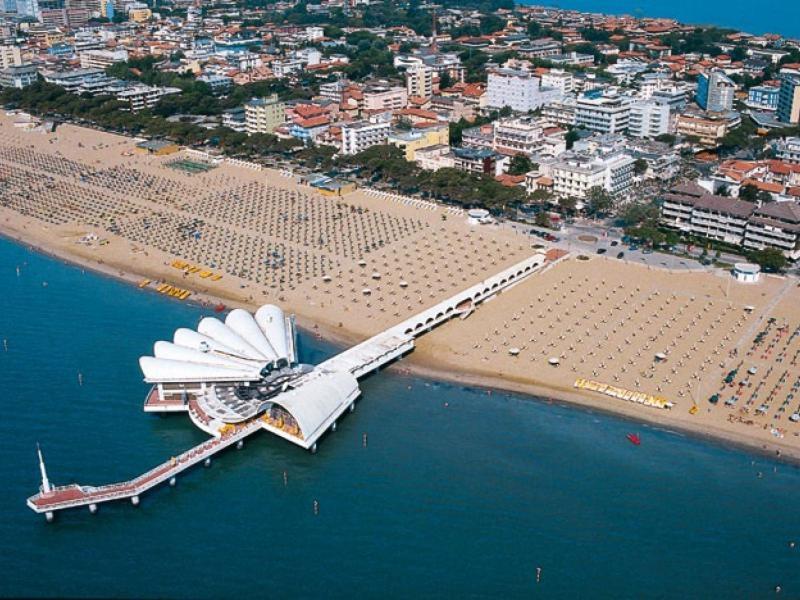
[502,218,716,272]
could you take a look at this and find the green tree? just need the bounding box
[558,195,578,215]
[586,187,613,216]
[534,211,551,228]
[507,154,533,175]
[565,128,579,150]
[619,203,659,227]
[749,247,787,272]
[633,158,648,176]
[739,184,759,202]
[655,133,677,146]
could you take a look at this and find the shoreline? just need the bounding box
[526,0,800,39]
[4,227,799,466]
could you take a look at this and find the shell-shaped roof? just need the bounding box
[139,304,292,383]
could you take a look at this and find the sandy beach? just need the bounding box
[2,113,799,460]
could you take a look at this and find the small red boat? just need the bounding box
[626,433,641,446]
[214,303,226,313]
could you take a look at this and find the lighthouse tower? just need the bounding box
[37,444,52,495]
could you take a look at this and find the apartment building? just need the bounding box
[551,151,635,200]
[429,95,475,122]
[676,114,729,147]
[747,85,780,111]
[540,69,574,94]
[362,84,408,112]
[271,58,304,78]
[222,107,247,133]
[197,74,233,95]
[319,79,350,104]
[661,186,800,257]
[696,69,735,112]
[542,97,577,127]
[777,74,800,124]
[774,138,800,164]
[628,100,671,138]
[0,63,37,88]
[245,95,286,135]
[79,49,128,70]
[575,90,631,134]
[405,64,433,99]
[493,116,544,155]
[651,87,688,112]
[517,38,562,60]
[486,68,560,113]
[452,147,496,174]
[0,44,21,70]
[388,123,449,160]
[744,202,800,259]
[117,85,179,112]
[661,184,750,243]
[415,145,455,172]
[462,124,494,150]
[340,119,390,155]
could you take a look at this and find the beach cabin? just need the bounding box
[136,139,180,156]
[732,262,761,283]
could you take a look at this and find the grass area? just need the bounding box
[165,158,216,174]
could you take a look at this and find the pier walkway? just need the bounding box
[27,419,262,518]
[28,251,551,519]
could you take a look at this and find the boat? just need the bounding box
[626,433,641,446]
[214,303,226,313]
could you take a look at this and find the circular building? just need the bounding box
[733,263,761,284]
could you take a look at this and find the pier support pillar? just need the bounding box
[169,477,176,487]
[204,458,212,467]
[45,511,54,523]
[349,403,355,413]
[310,443,318,454]
[89,503,98,514]
[131,495,140,507]
[331,421,337,432]
[236,440,244,450]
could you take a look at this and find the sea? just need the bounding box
[1,233,800,599]
[533,0,800,38]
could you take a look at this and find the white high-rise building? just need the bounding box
[406,64,433,99]
[575,91,631,134]
[540,69,574,94]
[551,151,635,201]
[628,100,671,138]
[79,49,129,70]
[486,68,561,113]
[493,116,544,155]
[341,119,391,155]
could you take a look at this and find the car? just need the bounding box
[610,240,619,246]
[596,248,607,254]
[617,252,624,259]
[642,248,653,254]
[545,234,558,242]
[629,245,639,251]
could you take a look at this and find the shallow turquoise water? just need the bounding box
[529,0,800,38]
[1,234,800,598]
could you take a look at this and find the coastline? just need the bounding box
[526,0,800,39]
[4,226,798,466]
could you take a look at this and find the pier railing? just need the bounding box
[27,420,262,514]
